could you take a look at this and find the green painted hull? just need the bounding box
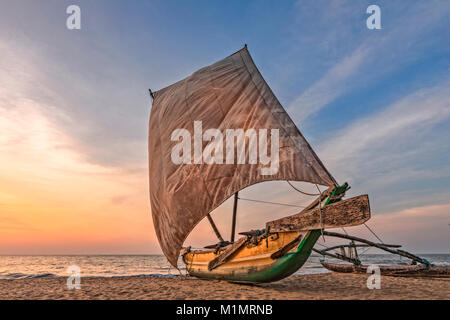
[188,230,321,283]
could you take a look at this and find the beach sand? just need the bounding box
[0,273,448,300]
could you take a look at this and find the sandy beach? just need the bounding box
[0,273,448,300]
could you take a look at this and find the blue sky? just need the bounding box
[0,0,449,253]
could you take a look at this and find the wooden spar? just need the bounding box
[321,243,401,252]
[312,248,361,265]
[230,192,239,242]
[206,214,224,243]
[322,231,430,265]
[208,236,247,271]
[266,195,371,232]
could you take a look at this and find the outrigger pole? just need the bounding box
[313,243,401,265]
[320,231,430,265]
[320,243,401,252]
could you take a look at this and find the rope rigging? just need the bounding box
[237,197,306,208]
[236,180,322,209]
[287,181,321,196]
[364,223,384,243]
[315,184,325,241]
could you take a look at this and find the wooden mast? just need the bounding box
[230,192,239,242]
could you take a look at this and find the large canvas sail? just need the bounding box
[149,46,336,267]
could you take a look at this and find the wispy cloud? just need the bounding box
[318,80,450,211]
[367,203,450,253]
[0,17,151,171]
[321,82,450,165]
[287,46,369,122]
[0,96,155,254]
[0,1,448,253]
[286,1,450,124]
[187,0,450,248]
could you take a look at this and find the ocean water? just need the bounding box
[0,254,448,279]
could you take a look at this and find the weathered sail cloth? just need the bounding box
[149,46,336,267]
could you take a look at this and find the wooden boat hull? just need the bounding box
[183,230,321,283]
[321,261,450,278]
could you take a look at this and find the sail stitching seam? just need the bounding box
[237,50,326,184]
[205,62,246,196]
[182,78,215,207]
[238,48,336,186]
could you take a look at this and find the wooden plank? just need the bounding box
[208,236,247,271]
[266,195,371,232]
[270,185,335,226]
[270,234,302,259]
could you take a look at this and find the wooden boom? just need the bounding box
[266,195,370,232]
[208,236,247,271]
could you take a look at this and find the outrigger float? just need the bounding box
[148,46,371,283]
[314,231,450,278]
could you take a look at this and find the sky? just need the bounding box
[0,0,449,254]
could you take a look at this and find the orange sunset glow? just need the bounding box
[1,1,449,257]
[0,102,155,254]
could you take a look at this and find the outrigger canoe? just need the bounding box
[183,230,321,283]
[148,46,371,283]
[313,231,450,278]
[182,189,370,283]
